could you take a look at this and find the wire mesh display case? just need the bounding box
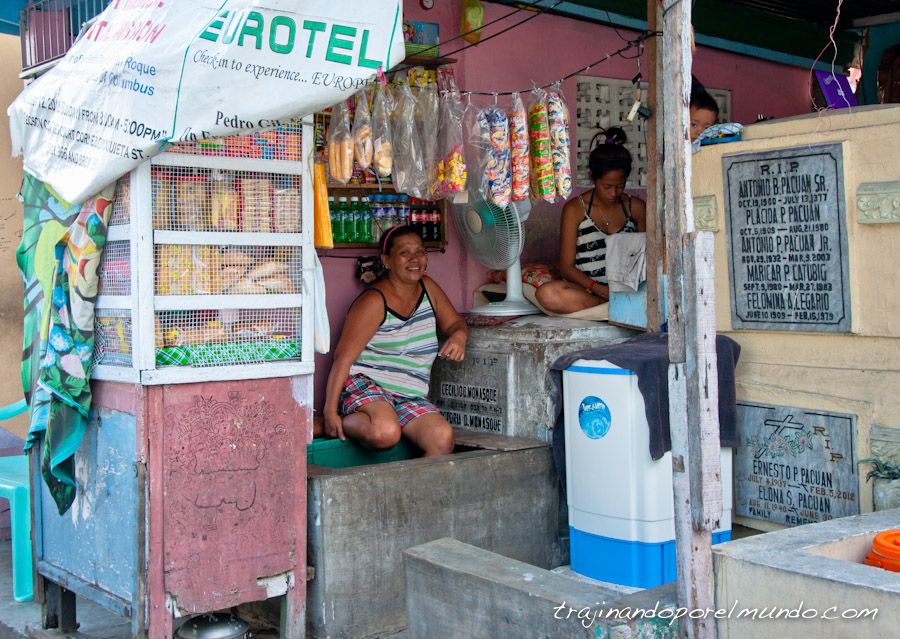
[39,119,313,639]
[93,118,314,384]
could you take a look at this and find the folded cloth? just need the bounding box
[606,232,645,292]
[549,332,741,491]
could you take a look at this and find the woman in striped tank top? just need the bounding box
[535,127,646,314]
[323,225,468,456]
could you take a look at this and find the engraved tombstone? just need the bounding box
[723,144,851,332]
[734,401,859,526]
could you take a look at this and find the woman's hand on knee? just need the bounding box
[324,411,345,440]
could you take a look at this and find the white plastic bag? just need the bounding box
[392,82,427,198]
[313,252,330,354]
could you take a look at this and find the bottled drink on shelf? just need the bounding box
[431,205,442,243]
[369,195,382,244]
[328,196,337,242]
[383,195,398,231]
[337,196,350,243]
[358,196,372,244]
[349,197,361,243]
[409,198,420,239]
[398,195,410,227]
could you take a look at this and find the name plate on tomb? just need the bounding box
[433,351,508,434]
[723,145,850,332]
[734,402,859,526]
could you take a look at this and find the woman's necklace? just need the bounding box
[591,190,617,233]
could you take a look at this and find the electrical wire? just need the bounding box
[402,0,558,59]
[460,31,657,96]
[807,0,851,111]
[390,0,565,75]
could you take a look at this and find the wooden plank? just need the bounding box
[644,0,662,331]
[451,429,549,452]
[661,2,720,637]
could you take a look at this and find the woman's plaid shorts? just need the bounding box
[339,373,440,427]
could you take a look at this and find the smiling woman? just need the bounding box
[323,225,468,457]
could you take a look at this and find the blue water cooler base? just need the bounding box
[570,526,732,589]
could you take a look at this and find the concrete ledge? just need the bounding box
[404,538,680,639]
[307,442,560,638]
[714,508,900,638]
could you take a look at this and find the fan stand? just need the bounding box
[469,259,542,316]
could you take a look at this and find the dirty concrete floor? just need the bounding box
[0,541,130,639]
[0,539,410,639]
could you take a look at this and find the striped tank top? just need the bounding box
[349,281,438,398]
[574,193,637,283]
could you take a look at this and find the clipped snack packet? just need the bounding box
[327,100,353,184]
[352,89,374,171]
[508,92,530,201]
[372,85,394,179]
[482,106,511,208]
[528,89,556,202]
[433,87,467,197]
[392,81,428,198]
[547,83,572,200]
[416,79,440,196]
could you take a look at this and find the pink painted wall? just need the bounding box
[313,0,813,411]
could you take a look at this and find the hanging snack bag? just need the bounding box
[508,92,530,201]
[463,98,491,202]
[352,89,374,171]
[372,84,394,179]
[433,87,467,197]
[393,81,428,198]
[483,106,511,208]
[416,79,440,196]
[527,89,556,202]
[327,99,353,184]
[547,84,572,200]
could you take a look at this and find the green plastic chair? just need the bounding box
[0,399,32,602]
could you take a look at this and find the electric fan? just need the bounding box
[451,193,541,316]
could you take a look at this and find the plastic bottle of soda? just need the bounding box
[368,195,380,244]
[359,196,372,244]
[398,194,410,227]
[350,197,362,243]
[337,196,350,243]
[328,196,338,242]
[431,203,442,243]
[383,195,397,231]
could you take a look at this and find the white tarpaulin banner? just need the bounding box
[8,0,405,204]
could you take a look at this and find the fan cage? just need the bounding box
[451,199,523,271]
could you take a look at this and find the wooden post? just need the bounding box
[645,0,662,331]
[661,2,723,638]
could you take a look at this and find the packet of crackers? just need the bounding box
[352,88,374,171]
[327,99,353,184]
[508,92,530,202]
[547,82,572,200]
[372,84,394,179]
[527,88,556,202]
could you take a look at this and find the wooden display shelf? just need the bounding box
[322,241,445,250]
[400,55,457,68]
[328,183,395,190]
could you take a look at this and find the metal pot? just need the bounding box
[175,614,250,639]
